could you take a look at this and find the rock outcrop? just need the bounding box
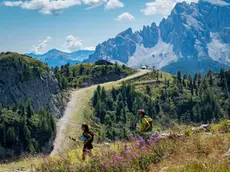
[0,52,64,117]
[85,0,230,75]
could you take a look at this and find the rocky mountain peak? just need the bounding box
[85,0,230,75]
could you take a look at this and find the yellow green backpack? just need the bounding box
[141,115,153,132]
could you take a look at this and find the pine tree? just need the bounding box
[7,127,16,148]
[61,77,68,90]
[65,66,70,77]
[101,87,106,100]
[26,99,34,118]
[177,71,182,84]
[146,85,152,96]
[0,123,6,147]
[24,125,34,152]
[111,87,117,101]
[115,62,120,72]
[183,73,187,87]
[18,99,25,115]
[193,73,198,89]
[197,72,202,87]
[188,74,193,95]
[79,64,84,75]
[96,85,101,95]
[104,114,112,126]
[92,90,99,106]
[208,70,214,86]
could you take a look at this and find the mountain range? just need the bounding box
[27,49,94,67]
[85,0,230,75]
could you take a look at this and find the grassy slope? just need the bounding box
[56,63,135,88]
[0,52,49,72]
[125,71,173,100]
[2,70,229,171]
[0,70,151,171]
[35,121,230,172]
[61,70,151,153]
[37,70,230,171]
[151,130,230,171]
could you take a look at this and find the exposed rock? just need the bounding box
[103,142,111,147]
[219,27,230,43]
[192,124,210,133]
[224,148,230,157]
[85,0,230,74]
[199,124,210,130]
[0,53,65,117]
[139,23,159,48]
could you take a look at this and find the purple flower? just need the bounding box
[114,155,123,161]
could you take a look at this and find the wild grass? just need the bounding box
[36,120,230,172]
[36,135,177,172]
[150,125,230,171]
[1,121,229,171]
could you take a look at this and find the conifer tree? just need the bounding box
[26,99,34,118]
[7,127,16,148]
[101,87,106,100]
[146,85,152,96]
[79,63,84,75]
[177,71,182,84]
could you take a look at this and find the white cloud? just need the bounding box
[115,12,135,21]
[32,36,52,54]
[3,0,125,14]
[141,0,198,17]
[3,0,113,15]
[105,0,124,10]
[3,1,23,6]
[83,47,95,51]
[63,35,83,52]
[82,0,106,5]
[3,0,82,15]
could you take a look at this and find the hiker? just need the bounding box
[81,124,94,161]
[136,109,153,142]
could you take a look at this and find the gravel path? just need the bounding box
[50,70,150,156]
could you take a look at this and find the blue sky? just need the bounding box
[0,0,197,54]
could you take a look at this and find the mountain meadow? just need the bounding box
[0,0,230,171]
[0,51,229,171]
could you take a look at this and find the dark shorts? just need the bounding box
[83,142,93,152]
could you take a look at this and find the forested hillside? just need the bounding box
[91,69,230,141]
[0,52,64,117]
[0,100,56,159]
[0,53,135,159]
[53,62,135,90]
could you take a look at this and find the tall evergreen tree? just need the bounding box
[26,99,34,118]
[146,85,152,96]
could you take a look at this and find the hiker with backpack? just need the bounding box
[136,109,153,141]
[81,124,94,160]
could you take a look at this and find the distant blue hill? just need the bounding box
[26,49,94,67]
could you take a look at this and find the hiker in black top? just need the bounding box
[81,124,94,161]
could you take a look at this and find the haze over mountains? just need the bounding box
[27,49,94,67]
[85,0,230,75]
